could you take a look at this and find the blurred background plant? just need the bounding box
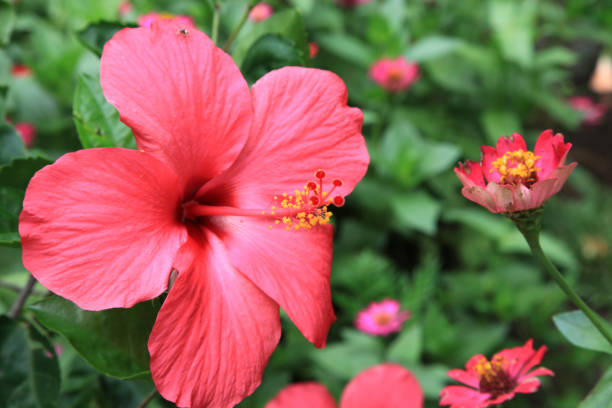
[0,0,611,407]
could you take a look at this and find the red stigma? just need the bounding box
[332,179,343,187]
[306,181,318,190]
[315,169,326,179]
[333,196,345,207]
[309,196,320,206]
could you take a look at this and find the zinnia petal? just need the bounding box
[339,363,424,408]
[265,382,337,408]
[214,218,335,348]
[534,129,572,179]
[148,231,281,408]
[19,148,186,310]
[439,385,490,407]
[496,133,527,154]
[100,21,252,189]
[446,369,480,388]
[199,66,368,207]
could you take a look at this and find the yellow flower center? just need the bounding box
[474,356,516,398]
[492,150,540,185]
[373,312,393,325]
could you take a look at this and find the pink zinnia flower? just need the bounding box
[355,299,410,336]
[118,1,133,17]
[440,340,554,408]
[335,0,373,7]
[369,57,419,92]
[137,12,195,29]
[11,64,32,77]
[455,130,576,214]
[266,363,424,408]
[568,96,607,125]
[15,122,36,147]
[309,42,319,59]
[19,20,369,408]
[249,2,274,22]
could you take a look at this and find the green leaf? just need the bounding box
[73,73,135,149]
[77,21,134,57]
[0,316,61,407]
[0,156,52,247]
[390,191,441,235]
[579,366,612,408]
[0,122,26,166]
[404,36,461,62]
[316,33,373,68]
[480,110,522,145]
[241,34,304,83]
[0,1,15,46]
[233,9,308,67]
[310,329,383,379]
[387,324,422,364]
[488,0,537,67]
[29,295,160,379]
[553,311,612,355]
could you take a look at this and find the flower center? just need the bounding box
[474,356,517,398]
[373,312,393,325]
[492,150,539,186]
[182,169,345,231]
[387,67,403,82]
[158,12,176,19]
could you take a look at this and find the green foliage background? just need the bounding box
[1,0,611,407]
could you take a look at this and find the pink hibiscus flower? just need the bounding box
[369,57,419,92]
[440,340,554,408]
[11,64,32,77]
[266,363,424,408]
[568,96,607,125]
[455,130,576,213]
[355,299,410,336]
[249,2,274,22]
[137,12,195,28]
[19,21,369,408]
[118,1,132,17]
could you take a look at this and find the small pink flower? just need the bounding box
[455,130,576,214]
[440,339,554,408]
[369,57,419,92]
[309,42,319,59]
[11,64,32,77]
[137,12,195,29]
[249,2,274,22]
[355,299,410,336]
[568,96,607,125]
[335,0,373,7]
[15,122,36,147]
[266,363,424,408]
[118,1,133,17]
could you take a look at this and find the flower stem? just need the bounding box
[211,0,220,45]
[136,389,158,408]
[7,274,37,319]
[223,0,257,51]
[518,225,612,346]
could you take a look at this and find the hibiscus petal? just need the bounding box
[339,363,424,408]
[265,382,337,408]
[100,21,252,189]
[212,217,335,348]
[199,67,368,207]
[148,231,281,408]
[20,148,186,310]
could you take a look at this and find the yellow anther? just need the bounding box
[492,150,540,185]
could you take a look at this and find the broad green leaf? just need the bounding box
[387,324,422,364]
[553,311,612,355]
[403,364,450,399]
[0,156,52,247]
[77,21,134,57]
[233,10,308,67]
[310,329,383,380]
[0,316,60,408]
[0,122,25,166]
[579,366,612,408]
[488,0,537,67]
[0,1,15,46]
[30,295,160,379]
[73,73,135,149]
[241,34,304,83]
[404,36,461,62]
[480,110,522,145]
[390,191,441,235]
[316,33,373,68]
